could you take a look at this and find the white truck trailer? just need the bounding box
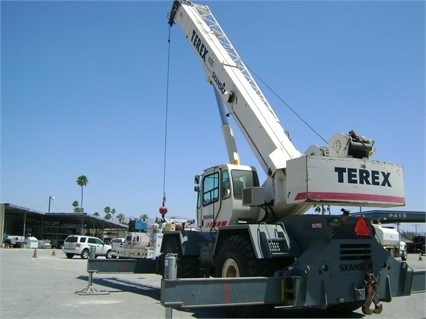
[373,224,407,261]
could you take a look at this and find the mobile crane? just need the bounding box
[160,0,413,315]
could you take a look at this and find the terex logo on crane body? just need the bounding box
[190,29,227,96]
[334,167,392,187]
[190,30,209,62]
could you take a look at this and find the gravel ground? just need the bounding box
[1,248,425,319]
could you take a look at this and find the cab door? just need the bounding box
[196,166,233,231]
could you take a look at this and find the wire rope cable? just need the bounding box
[248,66,328,145]
[159,26,173,217]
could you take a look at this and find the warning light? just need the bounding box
[354,218,371,237]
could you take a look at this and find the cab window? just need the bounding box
[202,172,219,206]
[222,170,231,199]
[231,169,259,198]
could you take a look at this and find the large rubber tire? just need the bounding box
[215,235,257,277]
[105,250,113,259]
[162,236,199,278]
[215,235,275,317]
[80,249,89,259]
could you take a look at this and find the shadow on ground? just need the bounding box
[76,275,160,299]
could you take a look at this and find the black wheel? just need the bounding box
[162,236,199,278]
[215,235,257,277]
[105,250,113,259]
[215,235,275,317]
[80,249,89,259]
[66,253,74,259]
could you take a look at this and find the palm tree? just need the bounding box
[116,213,125,223]
[72,200,80,213]
[93,212,100,217]
[111,208,116,221]
[104,206,111,219]
[140,214,148,221]
[76,175,88,213]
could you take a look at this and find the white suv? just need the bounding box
[62,235,113,259]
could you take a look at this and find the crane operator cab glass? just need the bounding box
[195,164,261,230]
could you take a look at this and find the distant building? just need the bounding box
[1,203,128,248]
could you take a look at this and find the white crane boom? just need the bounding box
[169,0,405,226]
[169,0,301,177]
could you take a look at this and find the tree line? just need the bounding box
[72,175,149,224]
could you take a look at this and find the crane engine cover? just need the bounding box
[285,156,405,207]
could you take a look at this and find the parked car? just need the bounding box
[62,235,113,259]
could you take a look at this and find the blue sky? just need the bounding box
[2,1,425,232]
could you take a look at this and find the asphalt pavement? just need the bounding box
[0,248,425,319]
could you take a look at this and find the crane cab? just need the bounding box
[194,164,261,232]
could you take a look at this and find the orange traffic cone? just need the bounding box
[32,248,38,258]
[51,248,56,256]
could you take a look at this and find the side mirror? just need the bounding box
[194,175,200,185]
